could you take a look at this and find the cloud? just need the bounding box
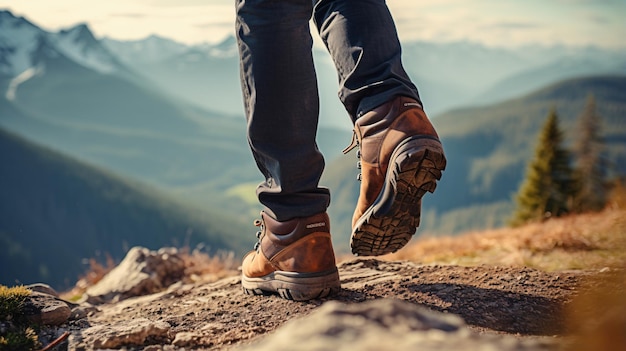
[194,21,233,29]
[109,13,146,18]
[148,0,230,7]
[1,0,624,48]
[480,22,541,30]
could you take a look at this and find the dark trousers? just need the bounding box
[236,0,420,221]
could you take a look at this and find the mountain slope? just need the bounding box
[476,52,626,105]
[323,75,626,247]
[0,128,250,290]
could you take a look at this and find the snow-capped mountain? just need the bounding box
[101,34,189,65]
[53,23,124,74]
[103,34,239,67]
[0,10,125,78]
[0,10,41,77]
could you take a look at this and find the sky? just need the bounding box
[2,0,625,49]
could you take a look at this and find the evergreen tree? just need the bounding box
[510,108,575,226]
[572,94,606,212]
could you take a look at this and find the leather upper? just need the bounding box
[242,212,337,278]
[351,96,440,226]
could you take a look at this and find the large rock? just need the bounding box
[236,299,554,351]
[22,291,72,326]
[84,247,185,304]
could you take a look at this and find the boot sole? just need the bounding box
[242,268,341,301]
[351,136,446,256]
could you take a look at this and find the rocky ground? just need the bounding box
[14,209,625,350]
[45,256,618,351]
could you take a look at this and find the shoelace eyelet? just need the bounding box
[252,216,265,251]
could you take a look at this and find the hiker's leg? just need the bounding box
[312,0,421,121]
[236,0,329,221]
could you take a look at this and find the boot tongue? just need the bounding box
[343,100,396,155]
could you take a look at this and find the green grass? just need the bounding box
[0,285,30,320]
[0,328,39,351]
[0,285,40,351]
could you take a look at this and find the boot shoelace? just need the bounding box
[343,132,362,181]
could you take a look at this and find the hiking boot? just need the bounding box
[241,211,341,301]
[344,96,446,256]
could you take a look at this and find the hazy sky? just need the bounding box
[2,0,625,48]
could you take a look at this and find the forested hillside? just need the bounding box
[0,129,250,290]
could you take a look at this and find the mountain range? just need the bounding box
[101,30,625,129]
[1,9,625,285]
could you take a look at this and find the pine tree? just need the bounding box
[572,94,606,212]
[510,108,575,226]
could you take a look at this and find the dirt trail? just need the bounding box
[67,258,599,350]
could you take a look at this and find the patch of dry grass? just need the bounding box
[179,248,239,284]
[385,208,626,271]
[63,255,117,300]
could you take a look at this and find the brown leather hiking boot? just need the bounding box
[241,211,341,301]
[344,95,446,256]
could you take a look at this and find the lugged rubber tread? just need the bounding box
[351,137,446,256]
[241,269,340,301]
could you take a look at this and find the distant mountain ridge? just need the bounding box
[101,32,625,124]
[476,54,626,105]
[101,34,189,65]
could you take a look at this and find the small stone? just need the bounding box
[27,283,59,297]
[172,332,202,347]
[69,305,99,320]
